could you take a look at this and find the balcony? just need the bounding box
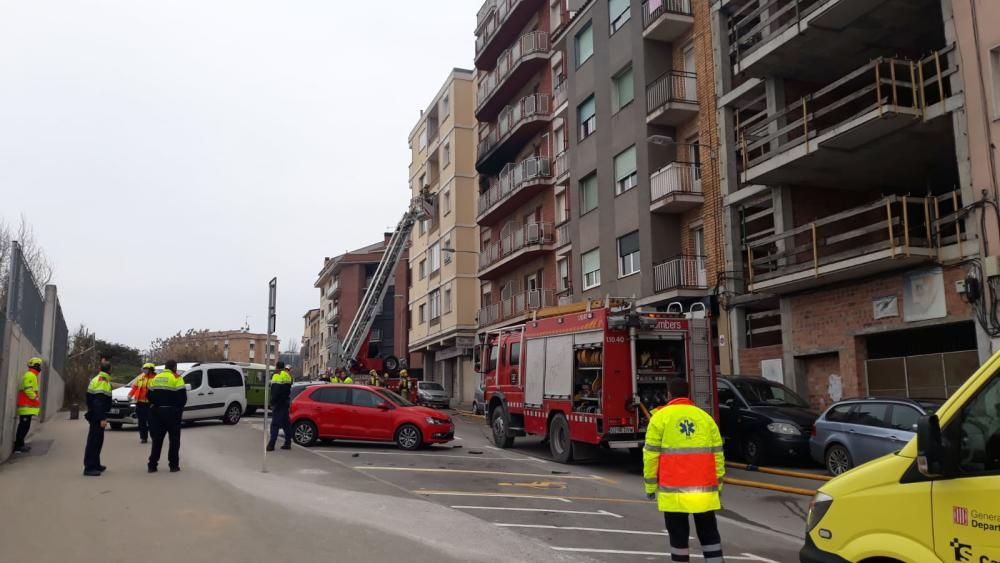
[478,289,557,329]
[479,222,555,279]
[650,162,702,214]
[555,222,572,249]
[477,94,552,173]
[654,255,708,293]
[737,53,958,189]
[476,31,550,121]
[475,0,546,70]
[553,151,569,182]
[642,0,694,43]
[478,156,553,224]
[646,70,699,126]
[553,75,567,109]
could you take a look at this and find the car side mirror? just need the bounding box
[723,398,736,409]
[378,402,392,411]
[917,414,955,477]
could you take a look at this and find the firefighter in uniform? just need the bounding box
[267,361,293,451]
[129,363,157,444]
[84,367,113,476]
[398,369,411,400]
[369,369,380,386]
[14,357,43,453]
[643,378,725,563]
[147,360,187,473]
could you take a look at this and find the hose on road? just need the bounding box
[723,477,816,497]
[725,461,832,482]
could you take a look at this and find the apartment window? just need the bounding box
[614,145,638,194]
[418,128,428,150]
[579,173,598,214]
[419,259,427,279]
[612,66,634,112]
[554,124,566,155]
[443,285,453,314]
[575,22,593,67]
[418,303,426,324]
[441,93,450,118]
[618,231,640,277]
[555,191,568,223]
[577,95,596,140]
[609,0,630,33]
[429,289,442,320]
[550,0,563,31]
[558,257,570,291]
[443,236,453,264]
[442,142,451,168]
[582,248,601,290]
[408,307,413,329]
[992,46,1000,119]
[428,243,441,273]
[442,188,452,215]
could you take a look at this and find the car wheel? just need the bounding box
[825,444,854,475]
[222,403,242,425]
[292,420,317,447]
[743,434,766,466]
[395,424,422,451]
[244,406,257,417]
[490,405,515,448]
[548,413,573,464]
[109,422,123,431]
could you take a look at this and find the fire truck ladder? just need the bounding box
[338,189,433,369]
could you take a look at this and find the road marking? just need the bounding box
[497,523,669,536]
[313,450,506,460]
[498,480,567,490]
[551,547,778,561]
[415,491,572,503]
[415,489,656,505]
[451,506,623,518]
[358,467,602,480]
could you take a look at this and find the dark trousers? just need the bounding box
[664,511,724,563]
[136,403,152,441]
[149,406,181,469]
[268,403,291,447]
[83,419,105,471]
[14,415,32,450]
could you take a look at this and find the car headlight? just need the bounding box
[425,416,448,425]
[806,492,833,532]
[767,422,802,436]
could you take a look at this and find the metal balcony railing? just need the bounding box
[476,0,497,29]
[642,0,693,28]
[475,0,529,55]
[646,70,698,113]
[479,222,555,270]
[554,151,569,179]
[555,222,572,248]
[476,31,550,109]
[478,289,556,327]
[726,0,824,67]
[650,162,701,201]
[654,255,708,292]
[478,156,552,217]
[477,94,552,158]
[553,75,567,108]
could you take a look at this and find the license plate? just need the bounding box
[109,409,120,415]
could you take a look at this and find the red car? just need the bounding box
[290,384,454,450]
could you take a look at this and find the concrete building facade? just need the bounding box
[301,308,322,378]
[195,330,278,365]
[407,69,481,406]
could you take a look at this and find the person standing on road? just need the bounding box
[643,377,725,563]
[341,370,353,384]
[267,361,293,452]
[83,365,113,476]
[328,368,340,384]
[14,357,44,454]
[129,363,157,444]
[147,360,187,473]
[369,369,380,387]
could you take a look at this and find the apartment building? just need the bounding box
[314,238,413,375]
[407,69,480,406]
[713,0,984,408]
[173,330,277,365]
[552,0,722,321]
[301,308,322,378]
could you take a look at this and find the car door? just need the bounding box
[886,403,921,449]
[207,368,243,416]
[844,402,892,465]
[349,388,395,441]
[717,380,742,451]
[182,370,206,419]
[312,387,350,438]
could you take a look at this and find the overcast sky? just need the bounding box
[0,1,472,350]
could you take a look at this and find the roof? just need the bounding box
[314,237,390,286]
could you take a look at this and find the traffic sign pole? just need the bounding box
[262,277,277,473]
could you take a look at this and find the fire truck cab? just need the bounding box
[480,298,717,463]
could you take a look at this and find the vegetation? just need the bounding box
[148,329,226,363]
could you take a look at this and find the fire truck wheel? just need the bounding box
[548,413,573,464]
[490,406,515,448]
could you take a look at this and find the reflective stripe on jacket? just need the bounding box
[148,369,188,409]
[270,370,292,406]
[643,398,724,513]
[86,372,113,421]
[17,368,42,416]
[129,374,155,403]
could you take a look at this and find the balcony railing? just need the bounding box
[478,289,557,327]
[475,0,533,55]
[478,156,552,218]
[554,151,569,179]
[477,31,550,109]
[651,162,701,201]
[647,70,698,113]
[479,222,555,271]
[654,255,708,293]
[477,94,552,159]
[642,0,693,28]
[555,222,572,248]
[476,0,497,28]
[727,0,824,68]
[553,75,567,108]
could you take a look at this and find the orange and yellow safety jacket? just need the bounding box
[129,374,156,403]
[17,368,42,416]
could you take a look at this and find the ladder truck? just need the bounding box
[334,188,433,379]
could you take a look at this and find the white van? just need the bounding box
[107,362,247,429]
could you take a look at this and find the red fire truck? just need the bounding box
[480,298,717,463]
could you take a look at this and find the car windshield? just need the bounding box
[734,379,810,408]
[380,389,415,407]
[419,382,444,391]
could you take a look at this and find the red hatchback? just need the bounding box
[290,384,454,450]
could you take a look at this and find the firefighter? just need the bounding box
[147,360,187,473]
[267,361,293,451]
[83,365,113,476]
[369,369,380,386]
[14,357,43,453]
[398,369,411,400]
[129,363,157,444]
[643,377,725,563]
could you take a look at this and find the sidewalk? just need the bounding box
[0,416,584,563]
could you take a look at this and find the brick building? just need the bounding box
[177,330,278,365]
[301,308,322,378]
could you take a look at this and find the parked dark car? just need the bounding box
[472,383,485,415]
[718,376,819,465]
[810,397,943,475]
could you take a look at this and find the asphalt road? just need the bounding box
[246,411,810,562]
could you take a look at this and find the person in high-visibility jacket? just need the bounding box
[267,361,293,451]
[147,360,187,473]
[643,377,725,563]
[341,369,353,384]
[369,369,380,386]
[129,363,157,444]
[83,366,113,476]
[14,357,43,453]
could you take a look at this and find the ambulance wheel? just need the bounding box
[490,405,515,449]
[549,413,573,464]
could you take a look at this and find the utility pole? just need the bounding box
[262,277,277,473]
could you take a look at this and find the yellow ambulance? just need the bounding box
[801,350,1000,562]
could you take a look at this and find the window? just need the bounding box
[419,259,427,279]
[418,128,428,150]
[554,124,566,155]
[488,345,499,372]
[575,22,593,66]
[418,303,426,323]
[848,403,890,428]
[184,370,203,390]
[582,248,601,289]
[612,66,634,112]
[312,387,349,404]
[208,368,243,389]
[558,257,570,291]
[692,227,705,256]
[577,95,596,139]
[550,0,562,31]
[718,384,737,408]
[614,145,637,194]
[443,286,453,314]
[442,189,451,215]
[249,341,255,350]
[509,342,521,366]
[555,191,568,223]
[351,389,384,408]
[441,93,450,118]
[579,173,598,214]
[609,0,630,33]
[825,404,855,422]
[428,243,441,273]
[889,404,921,431]
[443,237,453,264]
[956,375,1000,474]
[429,289,442,320]
[442,143,451,168]
[991,46,1000,119]
[618,231,640,277]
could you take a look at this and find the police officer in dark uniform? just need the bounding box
[267,361,293,451]
[147,360,187,473]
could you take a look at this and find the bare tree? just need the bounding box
[148,329,226,363]
[0,214,55,306]
[284,337,300,354]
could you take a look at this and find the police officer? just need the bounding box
[14,357,43,454]
[341,369,353,384]
[129,363,157,444]
[643,378,725,563]
[327,368,340,384]
[147,360,187,473]
[84,365,113,476]
[266,361,293,451]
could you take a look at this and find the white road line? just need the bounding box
[483,445,548,463]
[312,450,506,460]
[451,506,623,518]
[359,467,601,480]
[417,492,572,503]
[496,523,669,536]
[551,547,777,562]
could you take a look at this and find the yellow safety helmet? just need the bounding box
[369,369,378,376]
[27,357,43,368]
[142,362,156,369]
[399,369,408,376]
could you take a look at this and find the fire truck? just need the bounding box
[479,298,717,463]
